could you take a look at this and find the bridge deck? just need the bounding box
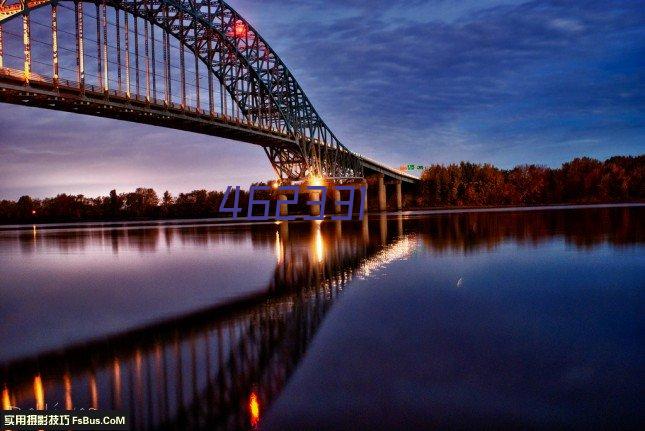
[0,67,417,183]
[0,68,296,149]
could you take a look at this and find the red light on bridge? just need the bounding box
[234,20,248,38]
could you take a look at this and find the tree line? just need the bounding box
[416,155,643,207]
[0,155,642,223]
[0,186,275,223]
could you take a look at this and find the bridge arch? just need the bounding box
[0,0,362,179]
[0,0,419,185]
[0,1,291,133]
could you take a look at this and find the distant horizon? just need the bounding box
[1,152,641,201]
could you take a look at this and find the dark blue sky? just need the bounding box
[0,0,643,199]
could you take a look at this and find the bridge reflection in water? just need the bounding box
[2,207,641,430]
[1,215,414,430]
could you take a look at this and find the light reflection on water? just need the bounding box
[0,206,643,430]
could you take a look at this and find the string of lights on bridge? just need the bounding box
[0,3,246,117]
[0,0,416,184]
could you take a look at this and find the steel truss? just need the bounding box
[0,0,363,180]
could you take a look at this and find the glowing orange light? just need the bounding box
[89,373,98,409]
[248,391,260,427]
[234,20,247,38]
[33,375,44,410]
[275,230,283,264]
[2,386,11,410]
[64,373,73,410]
[309,175,324,187]
[113,359,122,408]
[31,210,36,215]
[314,221,324,263]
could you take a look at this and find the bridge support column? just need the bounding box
[332,188,342,214]
[394,180,402,211]
[377,174,386,212]
[309,190,321,217]
[278,194,288,217]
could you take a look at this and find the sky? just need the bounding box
[0,0,643,199]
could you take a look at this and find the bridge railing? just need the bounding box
[0,65,292,134]
[0,0,410,182]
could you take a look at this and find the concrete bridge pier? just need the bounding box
[332,188,342,214]
[377,174,387,212]
[278,194,289,217]
[331,181,368,214]
[371,175,403,212]
[394,180,402,211]
[308,189,322,217]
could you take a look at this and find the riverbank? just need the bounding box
[1,202,642,231]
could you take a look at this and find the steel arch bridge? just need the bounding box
[0,0,416,185]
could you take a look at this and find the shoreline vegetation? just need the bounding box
[1,155,642,225]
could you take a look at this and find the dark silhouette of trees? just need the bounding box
[161,191,174,217]
[418,155,643,208]
[0,155,642,224]
[172,189,227,218]
[15,195,36,219]
[108,189,122,217]
[122,188,159,218]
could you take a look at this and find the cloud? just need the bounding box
[0,0,643,198]
[248,0,644,166]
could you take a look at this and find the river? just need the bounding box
[0,205,642,429]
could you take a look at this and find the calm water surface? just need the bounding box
[0,206,643,429]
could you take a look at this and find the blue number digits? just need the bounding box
[304,186,327,221]
[331,186,355,221]
[247,185,271,220]
[220,186,243,218]
[221,184,364,220]
[358,186,366,220]
[275,186,299,221]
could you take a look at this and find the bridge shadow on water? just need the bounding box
[1,207,642,430]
